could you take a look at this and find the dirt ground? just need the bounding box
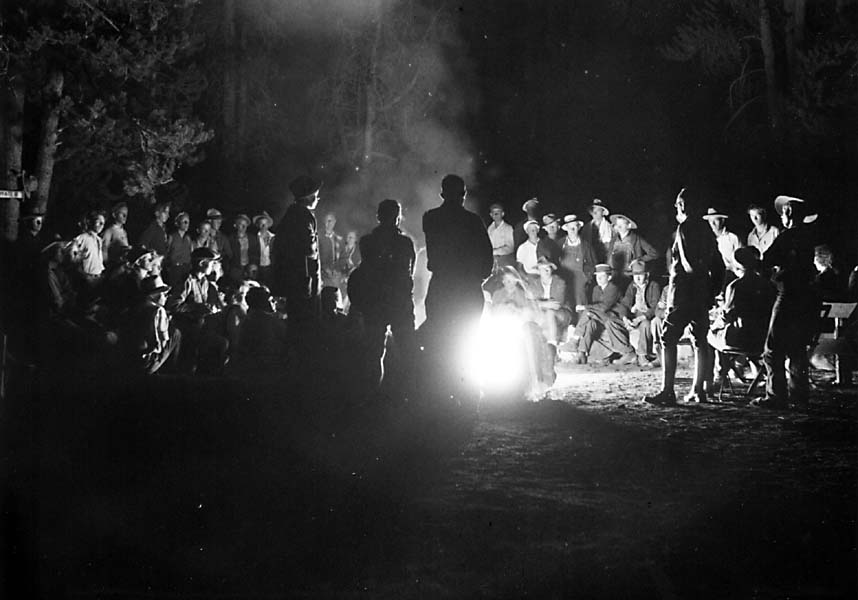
[3,359,856,599]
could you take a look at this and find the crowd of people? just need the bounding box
[2,173,857,407]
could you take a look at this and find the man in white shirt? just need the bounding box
[487,203,515,269]
[516,220,541,278]
[746,204,779,256]
[71,210,106,283]
[703,208,743,281]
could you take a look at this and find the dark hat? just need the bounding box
[774,195,818,224]
[630,259,648,275]
[610,214,638,229]
[588,199,610,216]
[702,207,728,220]
[561,214,584,230]
[140,275,171,295]
[253,211,273,228]
[594,263,613,274]
[542,213,560,227]
[206,208,223,219]
[19,206,45,221]
[126,246,156,266]
[536,256,557,270]
[246,286,273,312]
[289,175,323,199]
[732,246,761,270]
[191,247,220,263]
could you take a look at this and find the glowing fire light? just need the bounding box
[458,314,528,396]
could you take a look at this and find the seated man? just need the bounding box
[528,256,572,345]
[570,264,636,365]
[621,260,662,368]
[708,246,775,382]
[228,285,288,375]
[123,275,181,374]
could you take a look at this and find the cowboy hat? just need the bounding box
[542,213,560,227]
[774,195,818,223]
[253,211,273,228]
[594,263,613,274]
[588,199,610,216]
[561,214,584,230]
[702,207,729,220]
[609,214,638,229]
[140,275,171,296]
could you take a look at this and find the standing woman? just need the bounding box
[101,201,130,266]
[166,211,193,289]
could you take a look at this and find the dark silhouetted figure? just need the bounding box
[422,175,493,335]
[272,175,322,324]
[645,188,725,405]
[753,196,820,409]
[352,199,417,396]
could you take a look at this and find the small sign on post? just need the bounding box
[0,190,25,199]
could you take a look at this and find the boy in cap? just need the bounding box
[123,275,181,374]
[620,260,662,367]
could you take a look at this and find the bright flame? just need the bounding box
[459,314,528,394]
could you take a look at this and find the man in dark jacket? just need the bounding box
[273,175,322,322]
[570,264,636,365]
[645,188,725,405]
[422,174,493,337]
[753,195,819,409]
[609,213,659,293]
[137,200,171,257]
[354,199,417,394]
[621,260,662,367]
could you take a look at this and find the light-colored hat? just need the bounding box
[521,197,540,213]
[523,219,540,232]
[702,207,728,220]
[594,263,613,274]
[234,213,251,226]
[774,195,818,223]
[206,208,223,219]
[561,214,584,231]
[589,199,610,216]
[609,214,638,229]
[253,211,273,228]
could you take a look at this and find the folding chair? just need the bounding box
[717,349,764,402]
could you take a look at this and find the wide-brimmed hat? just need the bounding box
[40,240,69,256]
[732,246,761,270]
[629,259,648,275]
[588,199,610,216]
[141,275,171,296]
[610,214,637,229]
[522,219,540,232]
[289,175,323,199]
[702,207,728,220]
[174,211,190,225]
[206,208,223,219]
[594,263,613,274]
[253,211,273,228]
[126,246,156,266]
[536,255,557,270]
[561,214,584,231]
[521,197,540,213]
[774,195,818,223]
[234,213,251,226]
[542,213,560,227]
[191,247,220,263]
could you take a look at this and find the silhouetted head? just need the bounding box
[377,199,402,226]
[440,174,466,204]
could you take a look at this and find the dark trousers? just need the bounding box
[763,294,816,403]
[364,305,416,393]
[574,310,632,355]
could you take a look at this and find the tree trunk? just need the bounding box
[33,70,65,213]
[362,11,383,167]
[236,16,248,165]
[759,0,780,132]
[222,0,237,153]
[783,0,805,91]
[1,79,25,242]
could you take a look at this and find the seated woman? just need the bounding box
[707,246,775,380]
